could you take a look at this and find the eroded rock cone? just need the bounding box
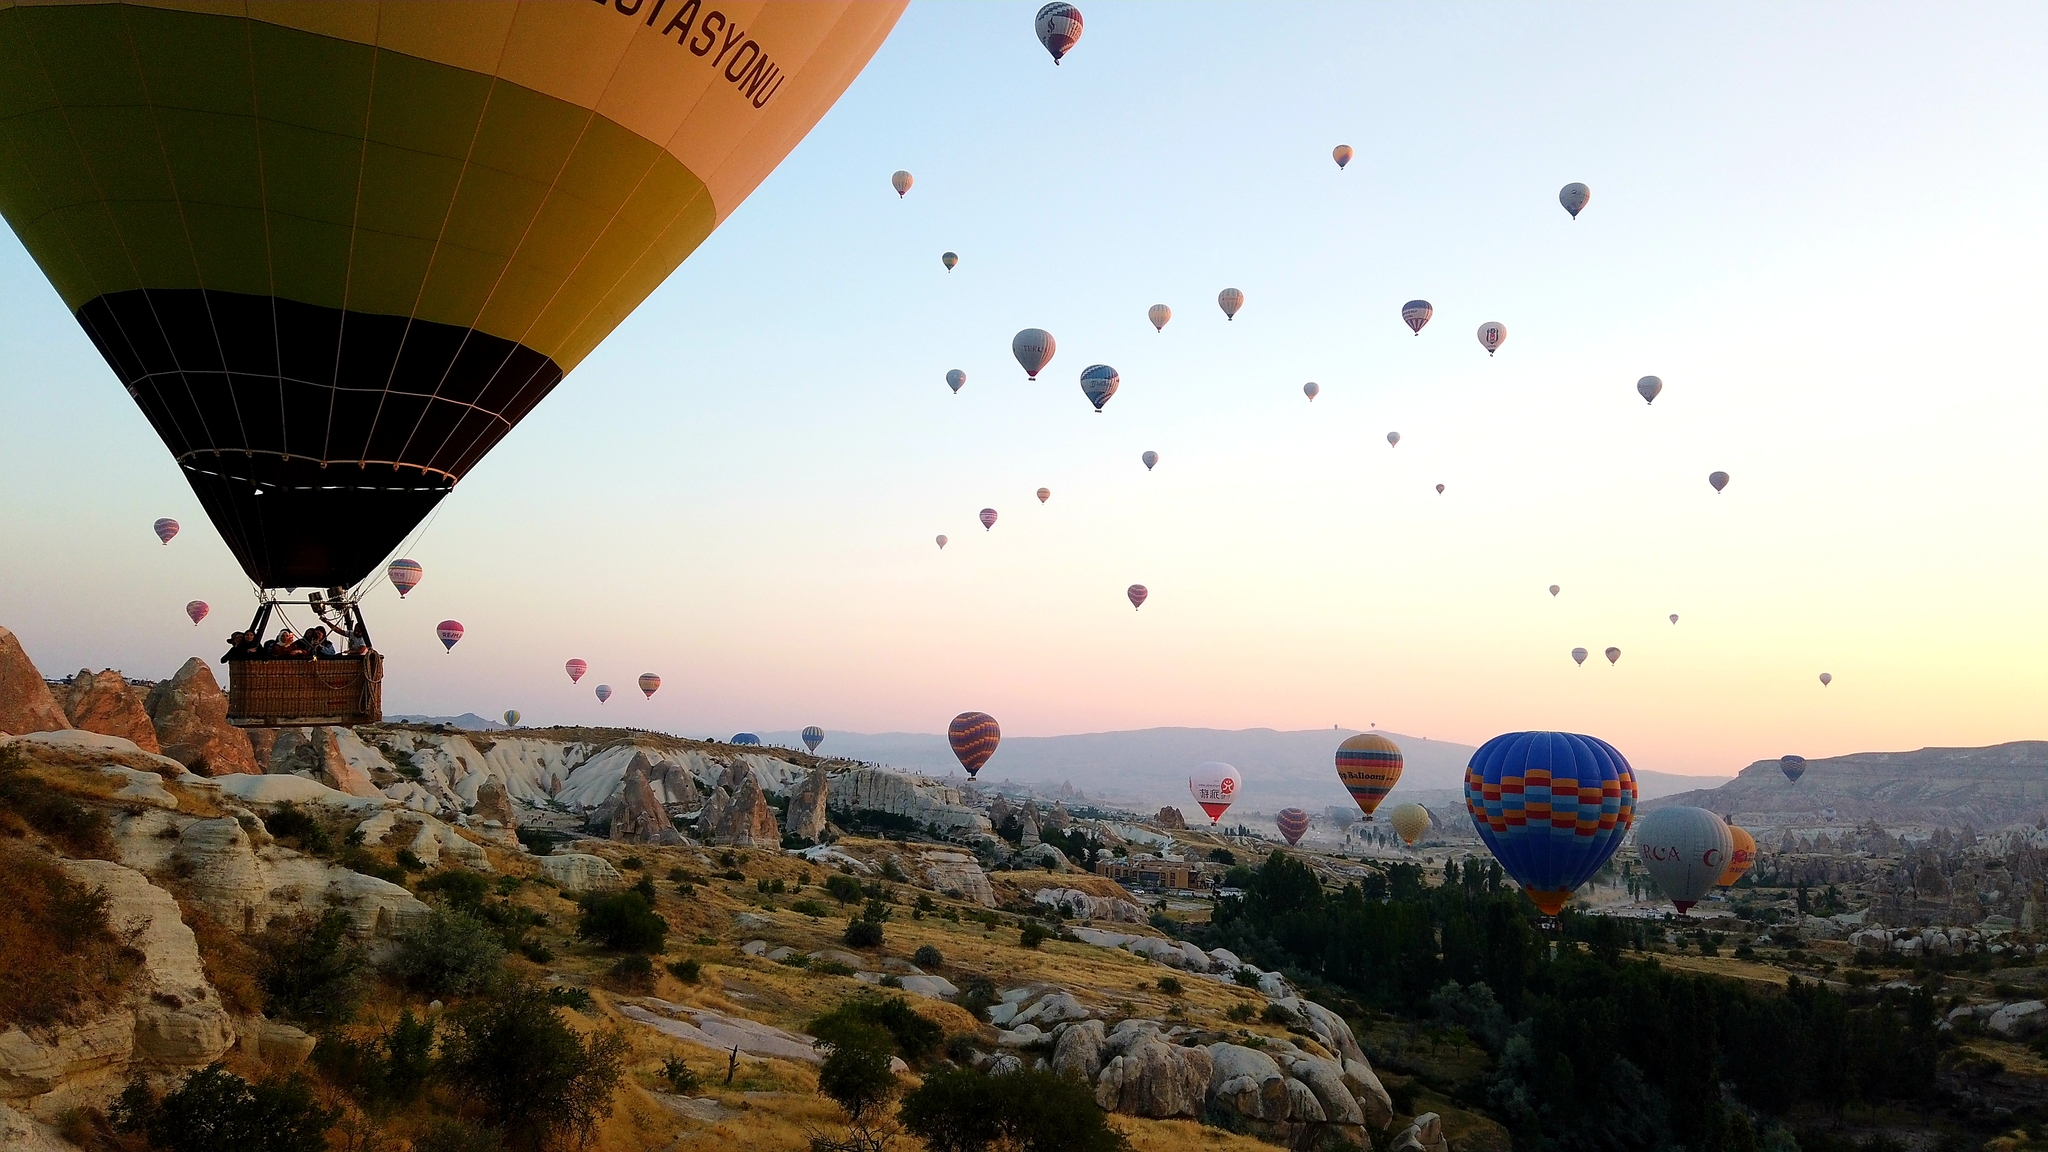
[611,752,682,845]
[784,766,828,840]
[712,774,782,848]
[145,657,257,775]
[266,728,379,797]
[0,625,69,735]
[472,777,519,847]
[1155,806,1188,830]
[62,668,162,753]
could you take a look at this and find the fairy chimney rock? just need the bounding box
[713,774,782,848]
[611,752,683,845]
[785,766,829,840]
[0,626,69,735]
[145,657,259,775]
[62,668,161,753]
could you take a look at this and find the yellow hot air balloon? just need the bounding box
[1388,802,1431,847]
[1335,733,1403,819]
[1718,822,1757,886]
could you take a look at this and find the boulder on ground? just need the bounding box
[471,777,519,846]
[144,658,258,775]
[537,852,622,895]
[1053,1019,1107,1082]
[922,851,996,907]
[1093,1034,1211,1118]
[0,625,69,735]
[60,669,161,753]
[1990,1001,2048,1038]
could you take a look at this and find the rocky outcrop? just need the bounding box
[143,658,258,775]
[827,768,988,835]
[471,777,519,847]
[609,753,682,845]
[707,775,780,848]
[0,626,68,736]
[263,728,383,798]
[1033,887,1145,923]
[785,767,828,840]
[145,813,434,941]
[1092,1024,1212,1119]
[1155,806,1187,830]
[60,670,161,753]
[1393,1112,1448,1152]
[1053,1019,1107,1081]
[537,852,622,895]
[922,851,997,907]
[1048,801,1071,830]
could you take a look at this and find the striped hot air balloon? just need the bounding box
[1465,731,1637,916]
[1148,304,1171,332]
[980,508,998,531]
[1401,300,1432,334]
[388,559,424,598]
[503,710,520,727]
[732,733,761,745]
[802,726,825,753]
[1336,733,1403,820]
[185,600,209,626]
[942,251,958,271]
[638,673,661,698]
[1218,288,1244,320]
[1274,807,1311,846]
[153,517,179,545]
[1036,488,1050,504]
[1079,364,1119,413]
[947,712,1000,777]
[595,684,612,704]
[1127,584,1148,610]
[565,659,588,684]
[435,621,463,651]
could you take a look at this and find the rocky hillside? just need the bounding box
[1647,741,2048,830]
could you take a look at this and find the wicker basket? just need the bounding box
[226,654,383,727]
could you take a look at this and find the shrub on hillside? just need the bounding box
[605,953,654,993]
[576,891,667,953]
[113,1063,339,1152]
[0,747,116,859]
[417,869,491,909]
[313,1008,435,1108]
[392,909,505,997]
[812,1021,900,1152]
[912,945,944,970]
[0,840,136,1029]
[810,995,944,1065]
[411,1119,503,1152]
[1018,922,1050,949]
[898,1067,1129,1152]
[667,958,701,984]
[824,873,865,905]
[843,918,884,949]
[440,984,627,1152]
[256,908,363,1025]
[259,802,332,856]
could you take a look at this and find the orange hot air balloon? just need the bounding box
[638,674,661,698]
[1718,821,1757,886]
[1336,733,1403,820]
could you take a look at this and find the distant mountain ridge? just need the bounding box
[385,712,506,731]
[1646,741,2048,830]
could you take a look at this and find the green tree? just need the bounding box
[113,1064,339,1152]
[576,891,668,952]
[898,1068,1128,1152]
[393,909,506,997]
[440,983,628,1152]
[256,908,363,1026]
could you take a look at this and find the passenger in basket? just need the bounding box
[304,627,338,658]
[220,631,259,662]
[260,629,296,659]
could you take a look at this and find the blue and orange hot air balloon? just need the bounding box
[948,712,1001,777]
[1275,807,1311,846]
[1336,733,1403,820]
[1464,731,1637,916]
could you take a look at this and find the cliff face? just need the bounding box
[1649,742,2048,829]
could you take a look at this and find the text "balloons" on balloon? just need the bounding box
[1336,733,1404,820]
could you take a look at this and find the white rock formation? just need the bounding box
[826,768,989,835]
[537,853,622,894]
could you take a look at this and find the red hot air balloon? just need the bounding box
[154,518,179,545]
[185,600,209,626]
[388,558,424,598]
[436,621,463,651]
[948,712,1001,777]
[980,508,998,531]
[565,659,588,684]
[638,673,661,698]
[1127,584,1148,610]
[1275,807,1311,846]
[595,684,613,703]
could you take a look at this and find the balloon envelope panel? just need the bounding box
[1464,731,1636,915]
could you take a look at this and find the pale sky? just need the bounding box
[3,2,2045,776]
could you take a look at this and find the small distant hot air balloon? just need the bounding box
[1127,584,1148,610]
[1572,647,1588,665]
[1719,822,1757,886]
[891,170,913,198]
[185,600,209,626]
[1466,731,1637,915]
[1037,488,1051,504]
[1332,144,1354,170]
[1638,376,1663,404]
[1013,329,1056,379]
[1080,364,1120,413]
[1401,300,1433,334]
[595,684,612,703]
[1436,483,1445,494]
[1477,322,1507,356]
[733,733,762,745]
[1670,614,1679,624]
[1388,803,1431,847]
[1821,806,1838,821]
[1605,647,1621,665]
[1819,672,1832,686]
[947,369,966,393]
[1034,2,1083,63]
[1141,450,1158,471]
[503,710,520,727]
[1709,471,1729,493]
[1559,182,1591,219]
[1386,431,1400,447]
[1549,585,1560,597]
[1781,755,1807,784]
[565,659,587,683]
[638,673,661,698]
[980,508,998,531]
[942,251,958,271]
[1217,288,1244,320]
[1303,382,1319,402]
[1635,806,1732,914]
[803,726,825,753]
[153,518,179,545]
[1148,304,1171,332]
[1188,761,1242,824]
[1336,733,1403,820]
[948,712,1001,777]
[936,535,948,549]
[388,558,424,597]
[436,621,463,651]
[1275,808,1311,846]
